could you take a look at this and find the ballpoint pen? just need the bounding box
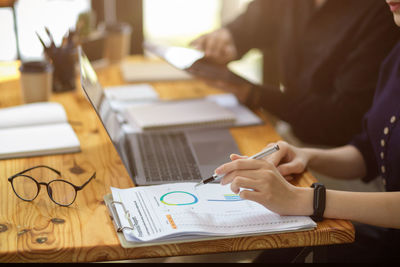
[195,144,280,188]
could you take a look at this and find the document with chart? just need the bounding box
[109,183,316,244]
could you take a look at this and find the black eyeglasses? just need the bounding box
[8,165,96,207]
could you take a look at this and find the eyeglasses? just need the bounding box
[8,165,96,207]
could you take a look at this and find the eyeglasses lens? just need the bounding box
[48,180,77,206]
[12,176,38,201]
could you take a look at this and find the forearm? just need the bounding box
[326,190,400,229]
[296,188,400,229]
[303,145,367,180]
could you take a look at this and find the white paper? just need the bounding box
[121,60,193,82]
[125,99,236,130]
[111,183,316,243]
[0,102,67,129]
[206,94,263,127]
[0,123,80,159]
[104,84,159,102]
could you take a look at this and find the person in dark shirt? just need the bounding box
[191,0,400,146]
[212,0,400,262]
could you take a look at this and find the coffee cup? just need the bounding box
[103,23,132,63]
[19,61,53,103]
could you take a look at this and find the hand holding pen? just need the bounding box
[205,142,314,216]
[195,144,280,187]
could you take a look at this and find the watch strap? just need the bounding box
[310,183,326,222]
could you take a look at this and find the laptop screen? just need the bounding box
[78,46,125,159]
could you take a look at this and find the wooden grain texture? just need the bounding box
[0,58,354,262]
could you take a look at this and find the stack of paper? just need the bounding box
[110,183,317,244]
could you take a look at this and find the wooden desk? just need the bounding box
[0,57,354,262]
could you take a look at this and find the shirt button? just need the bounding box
[381,165,386,174]
[380,152,385,160]
[384,127,389,135]
[390,116,396,124]
[381,139,385,147]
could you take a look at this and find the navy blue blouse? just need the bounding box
[351,40,400,192]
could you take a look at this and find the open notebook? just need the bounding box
[0,102,80,159]
[106,183,317,247]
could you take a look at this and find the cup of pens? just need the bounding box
[36,28,77,93]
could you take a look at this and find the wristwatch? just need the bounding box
[310,183,326,222]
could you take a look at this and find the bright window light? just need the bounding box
[143,0,222,46]
[0,0,90,61]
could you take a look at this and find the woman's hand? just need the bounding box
[222,141,310,182]
[263,141,310,180]
[190,28,238,65]
[215,157,313,216]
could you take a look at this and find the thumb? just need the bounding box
[276,160,304,176]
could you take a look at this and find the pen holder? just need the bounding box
[51,46,77,92]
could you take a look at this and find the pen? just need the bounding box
[45,27,56,49]
[36,32,51,57]
[195,144,280,188]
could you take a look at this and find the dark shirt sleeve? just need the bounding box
[349,119,379,183]
[225,0,280,59]
[254,5,399,146]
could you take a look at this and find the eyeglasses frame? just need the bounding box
[8,165,96,207]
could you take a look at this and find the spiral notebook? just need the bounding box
[125,99,236,131]
[105,183,317,248]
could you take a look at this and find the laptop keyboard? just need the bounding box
[137,132,202,182]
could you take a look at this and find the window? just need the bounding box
[0,0,90,61]
[143,0,222,46]
[143,0,253,46]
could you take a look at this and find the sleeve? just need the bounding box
[349,118,379,183]
[250,3,400,146]
[224,0,280,59]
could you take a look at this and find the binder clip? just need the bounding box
[106,200,135,232]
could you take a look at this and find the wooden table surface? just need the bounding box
[0,57,354,262]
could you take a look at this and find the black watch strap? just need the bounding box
[310,183,326,222]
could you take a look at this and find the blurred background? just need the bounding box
[0,0,262,84]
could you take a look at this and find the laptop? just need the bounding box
[78,46,240,186]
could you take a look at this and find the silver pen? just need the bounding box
[195,144,280,188]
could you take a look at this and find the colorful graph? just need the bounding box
[207,194,243,202]
[160,191,199,206]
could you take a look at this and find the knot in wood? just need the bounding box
[36,237,48,244]
[0,224,8,233]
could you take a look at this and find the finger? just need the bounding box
[190,36,206,50]
[230,176,259,194]
[238,189,263,203]
[220,168,267,186]
[223,44,237,62]
[215,158,266,176]
[266,143,287,166]
[276,161,304,176]
[230,154,248,161]
[283,175,294,182]
[204,35,218,58]
[213,35,228,59]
